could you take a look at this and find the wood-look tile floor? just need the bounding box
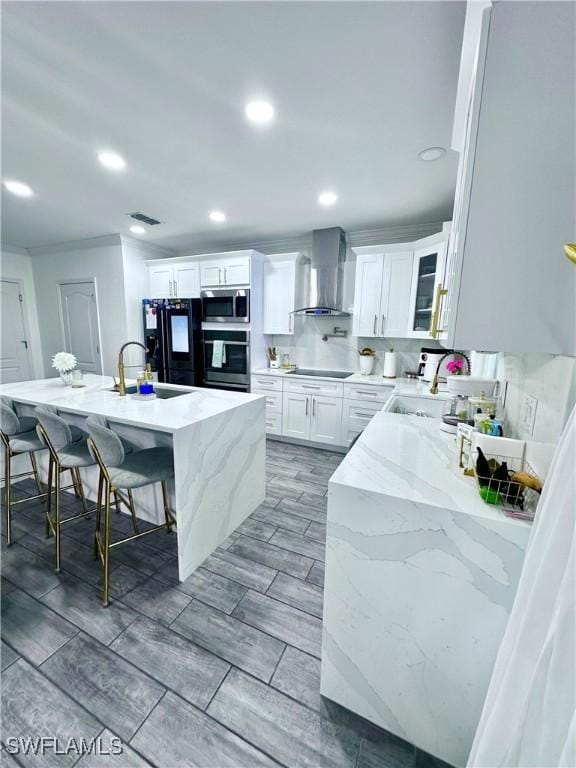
[1,440,450,768]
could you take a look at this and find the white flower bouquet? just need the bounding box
[52,351,77,384]
[52,351,77,373]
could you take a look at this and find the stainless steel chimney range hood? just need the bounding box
[292,227,349,317]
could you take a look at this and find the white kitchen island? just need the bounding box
[321,410,533,768]
[1,375,266,581]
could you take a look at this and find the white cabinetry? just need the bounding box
[252,372,395,448]
[200,255,251,287]
[407,239,447,339]
[441,1,575,354]
[281,391,342,446]
[310,395,343,445]
[352,253,385,336]
[147,262,200,298]
[262,257,298,335]
[352,237,449,341]
[381,252,414,337]
[148,264,173,299]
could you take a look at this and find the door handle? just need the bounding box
[21,340,28,349]
[174,280,178,297]
[169,280,173,297]
[373,314,377,334]
[218,269,222,285]
[312,397,316,416]
[223,268,227,284]
[305,396,309,416]
[381,314,385,335]
[430,283,448,338]
[289,313,293,333]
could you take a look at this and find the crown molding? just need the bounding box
[120,235,177,259]
[174,221,445,257]
[1,244,30,257]
[27,233,122,257]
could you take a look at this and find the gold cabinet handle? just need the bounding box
[430,283,448,339]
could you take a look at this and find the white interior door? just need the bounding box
[58,281,102,374]
[0,280,32,383]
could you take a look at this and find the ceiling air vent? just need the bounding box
[128,212,162,226]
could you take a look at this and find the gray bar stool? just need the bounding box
[86,421,175,607]
[35,407,99,572]
[1,398,46,545]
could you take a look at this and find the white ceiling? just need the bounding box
[1,1,465,252]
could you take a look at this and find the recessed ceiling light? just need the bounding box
[209,210,226,223]
[245,101,275,125]
[4,180,34,197]
[418,147,446,162]
[98,151,126,171]
[130,225,146,235]
[318,191,338,207]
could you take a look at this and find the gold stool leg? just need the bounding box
[70,468,80,498]
[113,490,121,515]
[103,480,112,607]
[29,451,42,495]
[45,456,54,538]
[54,467,62,572]
[161,480,173,532]
[94,472,103,558]
[127,489,139,534]
[74,467,88,515]
[4,447,12,546]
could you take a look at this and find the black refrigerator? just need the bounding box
[143,298,203,386]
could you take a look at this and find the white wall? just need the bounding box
[29,235,128,377]
[120,236,174,367]
[0,246,44,378]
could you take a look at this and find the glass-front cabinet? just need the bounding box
[407,240,448,338]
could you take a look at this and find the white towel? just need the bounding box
[212,340,226,368]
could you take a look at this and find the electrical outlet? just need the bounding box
[520,394,538,436]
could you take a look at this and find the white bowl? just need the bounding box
[446,375,498,397]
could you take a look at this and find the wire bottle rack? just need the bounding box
[474,451,541,521]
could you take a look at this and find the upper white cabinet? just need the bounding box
[173,263,201,298]
[147,262,201,299]
[382,251,414,337]
[262,255,299,335]
[407,239,447,339]
[200,255,250,287]
[148,264,173,299]
[440,1,575,354]
[352,235,452,340]
[352,252,385,336]
[352,248,414,338]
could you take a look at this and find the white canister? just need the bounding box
[383,351,397,379]
[358,355,375,375]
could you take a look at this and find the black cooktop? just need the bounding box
[287,369,353,379]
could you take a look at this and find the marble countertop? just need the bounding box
[0,375,264,434]
[331,410,531,526]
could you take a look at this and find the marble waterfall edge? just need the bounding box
[174,396,266,580]
[320,413,531,768]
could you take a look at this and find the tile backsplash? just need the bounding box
[267,319,576,447]
[499,353,576,445]
[266,316,442,377]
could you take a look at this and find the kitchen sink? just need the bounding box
[108,386,190,399]
[285,368,353,379]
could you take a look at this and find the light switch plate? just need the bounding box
[520,394,538,436]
